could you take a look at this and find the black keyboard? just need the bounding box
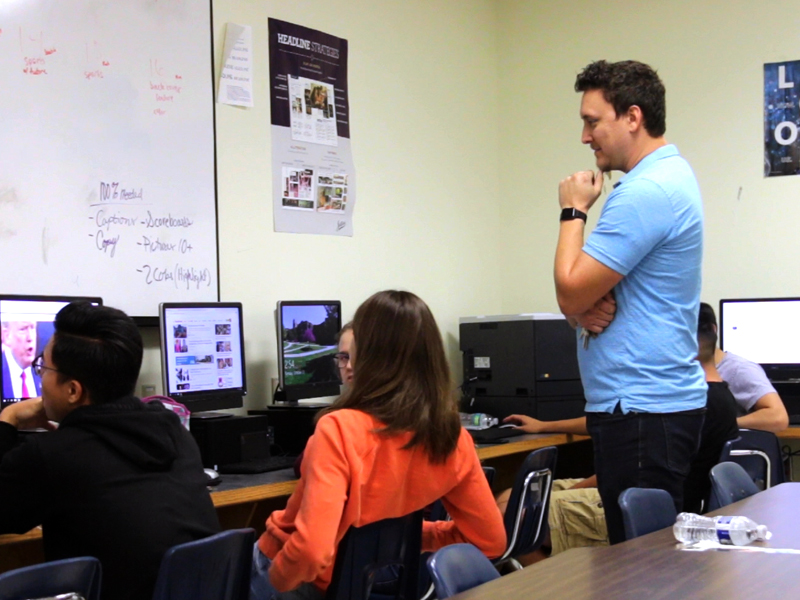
[789,414,800,426]
[218,455,297,474]
[468,427,527,443]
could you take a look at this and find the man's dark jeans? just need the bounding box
[586,406,705,545]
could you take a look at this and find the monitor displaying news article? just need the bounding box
[1,297,100,406]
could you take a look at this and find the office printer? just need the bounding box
[459,313,585,422]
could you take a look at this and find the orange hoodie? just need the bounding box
[257,409,507,593]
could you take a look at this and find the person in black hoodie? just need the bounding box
[0,302,220,600]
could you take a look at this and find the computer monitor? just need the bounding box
[276,300,342,403]
[159,302,247,414]
[719,297,800,381]
[1,294,103,408]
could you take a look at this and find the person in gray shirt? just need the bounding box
[700,303,788,433]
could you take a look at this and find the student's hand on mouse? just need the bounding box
[0,397,56,431]
[503,414,546,433]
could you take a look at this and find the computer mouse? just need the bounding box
[203,468,221,486]
[499,423,517,429]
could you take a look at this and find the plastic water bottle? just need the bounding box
[673,512,770,546]
[460,412,498,430]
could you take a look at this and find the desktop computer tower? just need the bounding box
[189,415,273,469]
[459,313,585,422]
[249,405,324,456]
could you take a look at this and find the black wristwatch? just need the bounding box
[560,208,587,223]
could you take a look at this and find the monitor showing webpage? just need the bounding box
[160,303,245,402]
[1,295,102,408]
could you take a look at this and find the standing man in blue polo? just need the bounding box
[554,60,706,544]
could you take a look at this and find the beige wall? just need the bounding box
[138,0,504,408]
[139,0,800,409]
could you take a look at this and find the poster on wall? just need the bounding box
[764,60,800,177]
[268,19,356,235]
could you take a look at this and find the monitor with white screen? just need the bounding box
[159,302,247,414]
[719,297,800,381]
[1,294,103,408]
[276,300,342,403]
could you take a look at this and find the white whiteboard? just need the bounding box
[0,0,218,317]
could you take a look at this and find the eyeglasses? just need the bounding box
[32,354,60,377]
[332,353,350,368]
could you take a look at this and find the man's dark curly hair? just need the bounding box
[575,60,666,137]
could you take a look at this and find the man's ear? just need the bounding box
[626,105,644,132]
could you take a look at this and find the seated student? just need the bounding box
[0,302,220,600]
[701,303,789,433]
[333,322,353,386]
[683,305,739,513]
[251,290,506,600]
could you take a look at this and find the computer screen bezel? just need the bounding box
[276,300,342,403]
[1,294,103,407]
[719,296,800,381]
[158,301,247,413]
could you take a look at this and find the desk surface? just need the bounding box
[0,430,583,547]
[211,431,589,506]
[451,482,800,600]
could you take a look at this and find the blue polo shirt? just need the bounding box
[579,144,707,414]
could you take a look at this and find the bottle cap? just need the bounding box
[756,525,771,541]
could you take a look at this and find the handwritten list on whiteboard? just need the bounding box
[0,0,218,317]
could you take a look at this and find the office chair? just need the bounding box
[494,446,557,571]
[717,436,741,464]
[426,543,501,599]
[326,510,424,600]
[725,429,784,490]
[150,528,255,600]
[618,488,677,541]
[708,462,760,511]
[0,556,102,600]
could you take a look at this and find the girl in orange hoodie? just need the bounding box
[250,290,506,600]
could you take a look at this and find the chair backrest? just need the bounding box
[618,488,677,541]
[717,436,740,463]
[326,510,424,600]
[150,528,255,600]
[498,446,557,563]
[426,543,500,600]
[0,556,102,600]
[728,429,784,490]
[708,461,761,511]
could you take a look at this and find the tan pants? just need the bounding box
[548,479,608,555]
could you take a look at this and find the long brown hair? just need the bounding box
[321,290,461,463]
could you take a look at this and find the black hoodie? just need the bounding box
[0,396,220,600]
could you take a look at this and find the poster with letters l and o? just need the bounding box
[269,19,355,235]
[764,60,800,177]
